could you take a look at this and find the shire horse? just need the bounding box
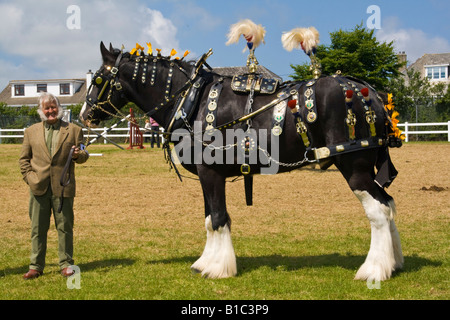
[80,24,403,282]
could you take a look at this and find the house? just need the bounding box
[406,53,450,86]
[0,71,93,108]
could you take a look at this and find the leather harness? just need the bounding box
[85,49,396,204]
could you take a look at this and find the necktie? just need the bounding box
[46,125,54,154]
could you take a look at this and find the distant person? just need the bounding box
[19,92,89,280]
[144,119,151,143]
[150,117,160,148]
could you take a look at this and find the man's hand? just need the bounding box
[71,145,80,160]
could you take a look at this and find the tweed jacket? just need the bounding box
[19,120,89,197]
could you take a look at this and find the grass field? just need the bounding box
[0,142,448,300]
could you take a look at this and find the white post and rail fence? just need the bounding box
[1,121,449,144]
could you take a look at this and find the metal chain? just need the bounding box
[258,146,316,167]
[181,115,237,150]
[245,85,255,131]
[87,65,315,168]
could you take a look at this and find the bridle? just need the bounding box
[86,49,124,113]
[85,48,213,127]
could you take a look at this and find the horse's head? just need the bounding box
[80,41,195,127]
[80,42,130,126]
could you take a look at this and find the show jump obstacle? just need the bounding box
[127,108,144,149]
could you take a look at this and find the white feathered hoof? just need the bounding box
[353,190,402,282]
[191,216,237,279]
[354,258,394,282]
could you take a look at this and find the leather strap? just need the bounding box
[57,146,75,213]
[205,80,223,134]
[303,79,318,123]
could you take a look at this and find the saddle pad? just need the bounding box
[231,74,278,94]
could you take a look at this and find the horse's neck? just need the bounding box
[139,68,213,128]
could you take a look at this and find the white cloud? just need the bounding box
[139,8,179,51]
[0,1,181,89]
[376,16,450,65]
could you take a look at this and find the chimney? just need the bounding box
[86,70,93,88]
[397,51,407,73]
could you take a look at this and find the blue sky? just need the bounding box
[0,0,449,90]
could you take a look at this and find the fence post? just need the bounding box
[104,127,107,144]
[404,122,409,142]
[448,121,450,142]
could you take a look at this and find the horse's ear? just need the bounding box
[100,41,115,64]
[109,43,114,52]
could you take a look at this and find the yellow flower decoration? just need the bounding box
[130,43,145,56]
[384,93,405,140]
[146,42,152,55]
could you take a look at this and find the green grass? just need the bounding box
[0,143,449,300]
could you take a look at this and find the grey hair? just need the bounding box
[37,92,64,121]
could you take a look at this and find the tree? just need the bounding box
[433,85,450,122]
[0,102,40,128]
[290,24,404,90]
[387,68,449,123]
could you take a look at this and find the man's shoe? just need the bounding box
[61,267,75,277]
[23,269,43,280]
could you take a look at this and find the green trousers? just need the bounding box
[28,187,74,272]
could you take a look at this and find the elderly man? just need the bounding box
[19,92,89,280]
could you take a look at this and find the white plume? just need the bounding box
[226,19,266,52]
[281,27,320,55]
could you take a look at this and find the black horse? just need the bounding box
[80,42,403,281]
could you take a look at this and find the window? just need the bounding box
[14,84,25,96]
[60,83,70,95]
[425,65,448,81]
[37,84,47,92]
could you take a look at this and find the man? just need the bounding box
[19,92,89,280]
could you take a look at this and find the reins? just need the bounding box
[57,146,75,213]
[82,48,318,182]
[86,47,288,140]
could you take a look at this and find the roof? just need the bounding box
[8,78,85,84]
[0,80,87,107]
[0,65,283,107]
[213,65,283,82]
[408,53,450,72]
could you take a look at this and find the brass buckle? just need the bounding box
[240,164,250,175]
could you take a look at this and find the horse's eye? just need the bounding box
[95,77,103,85]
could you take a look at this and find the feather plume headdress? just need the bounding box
[281,27,320,56]
[226,19,266,52]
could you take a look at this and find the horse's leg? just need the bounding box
[191,165,237,278]
[335,151,403,281]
